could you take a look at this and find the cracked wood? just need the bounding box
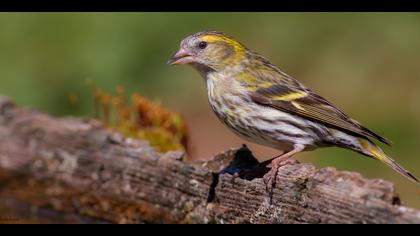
[0,96,420,223]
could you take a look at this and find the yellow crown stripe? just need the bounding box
[201,35,226,43]
[201,35,245,64]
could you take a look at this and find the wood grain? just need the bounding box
[0,96,419,224]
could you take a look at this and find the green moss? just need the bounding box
[92,85,188,153]
[137,128,185,153]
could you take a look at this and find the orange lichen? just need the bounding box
[90,84,188,153]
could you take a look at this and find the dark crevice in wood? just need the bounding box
[0,96,419,224]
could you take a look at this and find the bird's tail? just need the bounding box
[358,138,418,183]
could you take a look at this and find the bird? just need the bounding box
[167,31,418,192]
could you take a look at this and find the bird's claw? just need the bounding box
[263,167,278,202]
[263,157,297,203]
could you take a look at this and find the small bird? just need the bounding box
[167,31,418,191]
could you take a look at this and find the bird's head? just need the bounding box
[168,31,247,73]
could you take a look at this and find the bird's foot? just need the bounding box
[263,157,296,203]
[263,166,278,196]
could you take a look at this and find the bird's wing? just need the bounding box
[249,82,391,145]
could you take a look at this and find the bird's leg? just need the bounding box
[259,152,285,167]
[263,145,304,201]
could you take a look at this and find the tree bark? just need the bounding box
[0,96,419,224]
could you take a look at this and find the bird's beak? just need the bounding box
[167,48,195,65]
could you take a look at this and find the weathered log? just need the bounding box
[0,96,419,224]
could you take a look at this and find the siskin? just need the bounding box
[168,31,418,191]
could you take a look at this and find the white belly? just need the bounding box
[205,73,327,151]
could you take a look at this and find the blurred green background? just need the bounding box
[0,12,419,208]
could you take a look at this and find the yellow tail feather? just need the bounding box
[359,139,418,183]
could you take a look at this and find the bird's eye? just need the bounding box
[198,41,207,49]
